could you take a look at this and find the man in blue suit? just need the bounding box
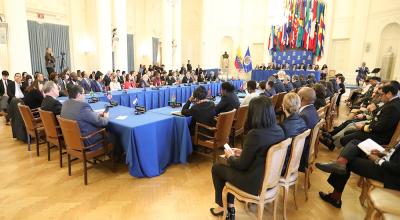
[356,62,369,87]
[61,85,109,149]
[273,75,287,93]
[90,71,105,92]
[298,87,319,171]
[80,71,92,94]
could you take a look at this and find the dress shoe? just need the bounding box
[322,131,332,139]
[319,137,335,151]
[209,208,223,216]
[319,192,342,208]
[315,162,347,175]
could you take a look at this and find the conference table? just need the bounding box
[59,80,243,178]
[251,70,321,82]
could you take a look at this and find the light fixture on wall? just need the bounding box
[365,42,371,53]
[80,37,94,54]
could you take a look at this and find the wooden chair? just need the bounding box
[275,92,287,122]
[279,129,311,220]
[229,105,248,148]
[221,138,292,220]
[271,95,279,108]
[326,93,339,131]
[193,109,236,163]
[39,110,65,167]
[314,103,330,158]
[387,122,400,148]
[368,188,400,220]
[303,119,325,200]
[18,104,46,156]
[57,116,114,185]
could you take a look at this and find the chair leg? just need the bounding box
[59,142,63,168]
[273,197,278,220]
[283,186,289,220]
[83,153,88,185]
[67,154,71,176]
[257,202,264,220]
[47,142,51,161]
[232,135,235,148]
[27,134,31,151]
[35,131,40,156]
[304,169,309,201]
[293,183,298,210]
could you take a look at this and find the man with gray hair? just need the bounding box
[41,81,62,115]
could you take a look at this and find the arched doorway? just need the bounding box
[378,23,400,80]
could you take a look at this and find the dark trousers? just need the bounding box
[46,67,54,75]
[339,130,372,147]
[212,164,236,207]
[327,140,384,192]
[330,119,363,136]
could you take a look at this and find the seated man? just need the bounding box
[41,81,62,115]
[339,84,400,147]
[316,139,400,208]
[298,87,319,171]
[241,80,258,106]
[61,85,109,149]
[215,82,240,115]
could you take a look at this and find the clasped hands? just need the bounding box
[224,148,242,158]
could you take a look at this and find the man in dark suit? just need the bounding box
[356,62,369,87]
[273,75,287,93]
[340,84,400,146]
[90,71,105,92]
[187,60,192,72]
[195,65,202,75]
[61,85,109,149]
[0,70,12,115]
[316,139,400,208]
[80,71,92,94]
[41,81,62,115]
[57,72,69,96]
[215,82,240,115]
[66,72,81,93]
[7,73,26,103]
[298,87,319,171]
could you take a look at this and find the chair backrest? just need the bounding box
[233,105,248,130]
[39,109,60,142]
[215,109,236,146]
[283,129,311,178]
[317,105,327,120]
[308,119,325,163]
[57,116,84,151]
[389,122,400,148]
[271,95,279,108]
[260,138,292,195]
[275,92,287,110]
[330,93,339,111]
[18,104,38,136]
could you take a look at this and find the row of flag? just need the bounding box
[268,0,326,60]
[234,47,253,73]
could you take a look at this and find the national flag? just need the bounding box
[268,26,275,51]
[243,47,253,73]
[234,47,243,71]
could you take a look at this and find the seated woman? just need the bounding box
[23,79,44,109]
[152,72,162,87]
[123,74,135,89]
[313,83,327,110]
[210,96,285,218]
[280,92,308,174]
[109,73,122,91]
[215,82,240,115]
[181,86,216,135]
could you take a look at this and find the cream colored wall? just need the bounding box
[0,0,9,72]
[181,0,202,68]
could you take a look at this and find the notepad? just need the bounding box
[94,109,105,113]
[115,116,128,120]
[171,111,183,117]
[357,138,385,155]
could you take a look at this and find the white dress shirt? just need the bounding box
[14,82,24,99]
[241,92,259,106]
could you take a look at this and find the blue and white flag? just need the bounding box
[243,47,253,73]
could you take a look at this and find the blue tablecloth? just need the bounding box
[63,81,243,111]
[88,102,193,178]
[251,70,320,82]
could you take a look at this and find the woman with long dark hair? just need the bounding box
[210,96,285,219]
[23,79,44,109]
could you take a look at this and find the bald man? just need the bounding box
[298,87,319,171]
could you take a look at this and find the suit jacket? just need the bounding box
[7,81,26,103]
[0,79,12,96]
[90,80,105,93]
[274,80,286,93]
[215,92,240,115]
[225,125,285,196]
[182,76,193,84]
[195,68,203,75]
[61,99,108,148]
[292,81,302,89]
[23,89,44,109]
[357,67,369,78]
[284,82,294,92]
[263,88,276,97]
[315,97,327,110]
[181,100,216,135]
[299,104,319,171]
[103,75,111,87]
[381,143,400,190]
[66,80,81,93]
[367,97,400,144]
[57,79,68,96]
[41,95,62,115]
[187,64,192,71]
[81,78,92,93]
